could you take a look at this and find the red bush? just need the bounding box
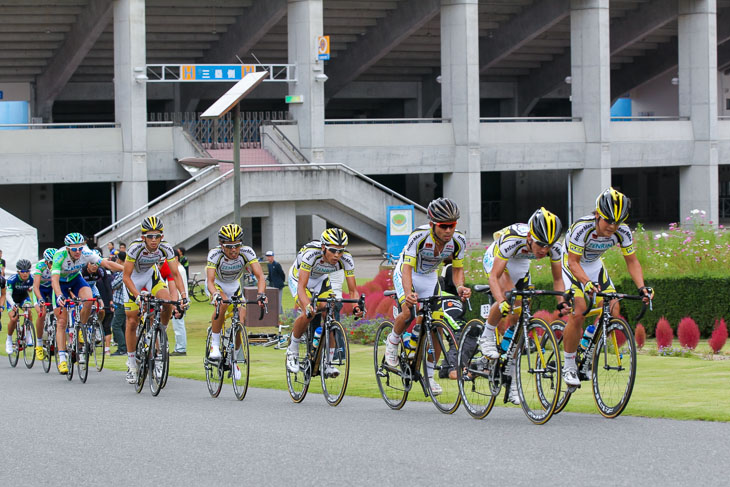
[655,317,673,349]
[533,309,558,323]
[708,318,728,354]
[373,296,396,320]
[677,317,700,350]
[635,324,646,350]
[364,291,385,319]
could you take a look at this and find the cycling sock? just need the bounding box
[480,323,497,339]
[426,361,435,378]
[288,336,300,353]
[211,332,221,348]
[564,352,577,370]
[388,331,401,345]
[59,351,67,361]
[328,348,335,362]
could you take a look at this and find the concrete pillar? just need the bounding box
[262,202,297,262]
[440,0,481,243]
[114,0,148,218]
[678,0,719,222]
[288,0,325,163]
[241,217,254,248]
[569,0,612,221]
[31,184,54,246]
[295,214,326,246]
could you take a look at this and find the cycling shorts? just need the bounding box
[58,274,90,300]
[393,265,440,306]
[287,265,334,307]
[562,258,615,300]
[482,242,531,289]
[124,266,167,312]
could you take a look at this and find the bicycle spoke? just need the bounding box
[592,318,636,418]
[320,321,349,406]
[517,318,560,425]
[286,331,311,403]
[457,319,497,420]
[231,324,250,401]
[373,321,408,410]
[424,320,461,414]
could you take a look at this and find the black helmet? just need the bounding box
[528,207,562,246]
[16,259,32,271]
[320,228,348,246]
[595,187,630,224]
[141,216,164,233]
[427,197,460,223]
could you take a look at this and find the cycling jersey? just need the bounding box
[6,273,33,306]
[82,266,105,298]
[33,260,52,288]
[491,223,561,262]
[125,238,176,274]
[562,215,634,265]
[51,246,102,282]
[291,241,355,279]
[398,225,466,275]
[206,245,258,283]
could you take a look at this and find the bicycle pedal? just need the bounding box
[567,384,580,393]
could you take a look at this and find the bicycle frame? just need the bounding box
[305,295,357,378]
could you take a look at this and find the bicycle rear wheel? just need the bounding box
[516,318,561,425]
[8,324,20,367]
[320,321,350,407]
[23,320,37,369]
[285,332,311,403]
[92,320,105,372]
[592,318,636,418]
[65,326,75,381]
[373,321,408,410]
[42,330,52,373]
[548,320,573,414]
[204,327,223,398]
[423,320,461,414]
[149,327,169,396]
[231,324,250,401]
[190,281,208,303]
[77,326,89,383]
[457,319,498,420]
[134,328,148,393]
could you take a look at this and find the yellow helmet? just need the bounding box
[595,187,630,224]
[320,228,348,246]
[528,207,562,246]
[141,216,163,233]
[218,223,243,243]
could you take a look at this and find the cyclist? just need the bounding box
[206,224,267,377]
[122,217,188,384]
[285,228,362,376]
[561,188,653,386]
[32,248,57,360]
[5,259,35,355]
[0,274,5,330]
[81,250,111,354]
[51,234,122,374]
[477,207,566,404]
[384,197,471,395]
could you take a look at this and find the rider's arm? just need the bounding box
[400,262,416,304]
[167,260,187,301]
[566,251,591,287]
[249,261,267,296]
[296,269,312,311]
[0,286,5,309]
[623,253,646,290]
[550,260,565,294]
[5,279,15,307]
[487,258,508,304]
[100,258,123,273]
[32,272,43,302]
[344,274,359,301]
[205,266,217,297]
[450,266,471,299]
[121,259,140,299]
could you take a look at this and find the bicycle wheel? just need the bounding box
[65,327,75,381]
[231,323,250,401]
[285,332,311,403]
[373,321,408,410]
[423,320,461,414]
[548,319,572,414]
[457,319,498,420]
[204,327,223,398]
[191,281,208,303]
[515,318,561,425]
[592,317,636,418]
[42,326,52,373]
[92,320,105,372]
[320,321,350,407]
[8,324,20,367]
[77,326,89,383]
[149,327,169,396]
[134,328,148,394]
[22,319,36,369]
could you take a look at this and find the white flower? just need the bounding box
[700,210,706,216]
[691,209,700,215]
[662,232,669,238]
[654,234,662,240]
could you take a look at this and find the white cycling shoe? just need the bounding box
[477,333,500,359]
[286,350,299,373]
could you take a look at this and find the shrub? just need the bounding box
[364,291,385,319]
[373,296,395,320]
[708,318,728,353]
[677,317,700,350]
[655,317,673,349]
[635,323,646,349]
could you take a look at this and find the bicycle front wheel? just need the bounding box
[77,326,89,383]
[592,318,636,418]
[549,319,573,414]
[286,331,311,403]
[423,320,461,414]
[92,321,105,372]
[8,324,20,367]
[134,328,148,394]
[149,327,169,396]
[65,327,75,382]
[457,319,498,420]
[191,281,208,303]
[515,318,561,425]
[373,321,408,410]
[231,324,250,401]
[42,328,53,373]
[320,321,350,407]
[204,328,223,398]
[23,320,36,369]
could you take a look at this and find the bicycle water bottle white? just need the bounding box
[500,327,515,352]
[408,325,421,350]
[313,326,322,348]
[579,325,596,351]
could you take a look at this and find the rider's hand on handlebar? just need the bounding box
[180,296,190,310]
[404,292,418,307]
[556,301,571,317]
[352,305,364,319]
[210,292,221,305]
[639,286,654,304]
[583,281,600,296]
[456,285,471,300]
[305,304,315,319]
[56,295,66,308]
[499,300,511,317]
[257,293,268,307]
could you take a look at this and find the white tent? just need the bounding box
[0,207,38,274]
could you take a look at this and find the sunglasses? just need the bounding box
[18,270,30,273]
[534,241,550,249]
[325,247,345,255]
[434,222,456,229]
[222,243,242,249]
[68,246,84,252]
[144,234,163,240]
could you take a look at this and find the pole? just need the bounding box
[233,104,241,226]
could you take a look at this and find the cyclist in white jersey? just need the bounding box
[477,208,566,404]
[561,188,653,386]
[122,216,188,384]
[206,224,267,372]
[285,228,362,375]
[384,198,471,395]
[51,233,122,374]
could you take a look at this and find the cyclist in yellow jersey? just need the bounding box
[561,188,653,386]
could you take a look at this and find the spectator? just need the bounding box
[176,247,189,274]
[0,249,5,276]
[118,242,126,253]
[170,260,188,356]
[110,251,127,355]
[97,262,115,356]
[106,242,116,258]
[265,250,286,316]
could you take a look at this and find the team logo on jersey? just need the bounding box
[592,233,598,239]
[425,243,433,249]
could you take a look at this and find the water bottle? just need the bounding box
[579,325,596,352]
[402,332,415,350]
[500,327,515,352]
[409,325,421,348]
[313,326,322,348]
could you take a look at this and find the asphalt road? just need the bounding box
[1,365,727,486]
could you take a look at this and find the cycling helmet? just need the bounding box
[43,248,57,262]
[218,223,243,242]
[427,197,460,222]
[91,249,103,260]
[320,228,348,246]
[595,187,630,224]
[141,216,164,233]
[64,232,85,246]
[528,207,562,246]
[16,259,32,271]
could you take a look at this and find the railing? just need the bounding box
[610,116,690,121]
[325,118,450,125]
[261,121,309,164]
[719,116,730,120]
[0,122,119,129]
[480,117,580,123]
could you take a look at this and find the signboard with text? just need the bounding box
[181,64,255,81]
[386,205,414,258]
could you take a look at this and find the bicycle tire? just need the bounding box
[23,318,36,369]
[457,319,498,420]
[190,281,208,303]
[515,318,561,425]
[204,327,223,398]
[231,323,250,401]
[373,321,408,410]
[77,326,89,383]
[285,331,311,403]
[8,323,20,367]
[66,326,75,381]
[134,326,148,394]
[320,321,350,407]
[92,320,105,372]
[592,317,636,418]
[149,327,169,396]
[548,319,573,414]
[423,320,461,414]
[42,331,52,373]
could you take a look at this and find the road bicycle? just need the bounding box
[40,302,58,373]
[457,285,564,425]
[550,288,652,418]
[286,294,364,406]
[134,294,180,396]
[204,295,266,400]
[85,299,106,372]
[379,251,399,268]
[188,272,208,303]
[8,304,36,369]
[63,298,97,383]
[259,322,291,349]
[374,291,461,414]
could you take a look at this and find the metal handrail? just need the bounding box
[610,116,690,121]
[480,117,581,122]
[325,118,450,124]
[0,122,119,128]
[261,121,310,163]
